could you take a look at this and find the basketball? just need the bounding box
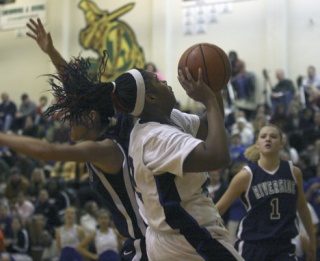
[178,43,231,92]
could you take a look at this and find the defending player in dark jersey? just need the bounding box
[216,124,316,261]
[0,18,149,261]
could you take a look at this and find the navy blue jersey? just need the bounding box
[238,160,299,241]
[87,135,146,240]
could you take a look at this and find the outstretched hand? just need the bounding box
[26,18,54,54]
[178,67,215,105]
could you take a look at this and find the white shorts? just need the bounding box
[146,222,244,261]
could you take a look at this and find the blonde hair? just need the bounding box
[244,144,260,162]
[244,123,283,162]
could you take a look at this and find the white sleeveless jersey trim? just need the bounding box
[115,140,147,235]
[91,139,146,238]
[92,165,136,238]
[237,166,253,239]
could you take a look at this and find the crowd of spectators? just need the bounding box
[0,92,120,261]
[0,63,319,260]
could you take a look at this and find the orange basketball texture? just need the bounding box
[178,43,231,92]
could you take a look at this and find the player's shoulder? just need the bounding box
[233,167,251,183]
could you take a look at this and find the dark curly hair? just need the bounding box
[45,52,114,127]
[44,52,141,148]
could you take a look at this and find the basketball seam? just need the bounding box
[199,44,209,86]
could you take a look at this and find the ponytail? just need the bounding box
[244,144,260,162]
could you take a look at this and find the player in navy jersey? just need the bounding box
[216,125,316,261]
[0,18,149,261]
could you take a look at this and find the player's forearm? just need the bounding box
[299,205,316,248]
[203,96,230,168]
[0,133,57,161]
[47,47,67,74]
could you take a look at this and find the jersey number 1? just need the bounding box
[270,198,280,220]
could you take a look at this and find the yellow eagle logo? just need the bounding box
[78,0,145,81]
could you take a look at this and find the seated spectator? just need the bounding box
[229,133,247,163]
[80,201,99,236]
[0,92,17,132]
[46,178,78,220]
[12,93,37,132]
[228,51,255,101]
[77,209,121,261]
[0,203,13,238]
[4,167,30,207]
[21,115,43,138]
[231,116,254,147]
[34,189,61,236]
[27,167,47,203]
[282,133,299,165]
[27,214,55,261]
[304,111,320,148]
[286,102,304,152]
[55,207,85,261]
[270,69,295,114]
[270,103,289,133]
[12,192,34,226]
[2,216,32,261]
[34,95,50,125]
[252,114,269,140]
[302,65,320,107]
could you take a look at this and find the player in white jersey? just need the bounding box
[82,66,244,260]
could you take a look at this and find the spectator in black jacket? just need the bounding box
[0,92,17,132]
[34,189,61,237]
[2,216,32,261]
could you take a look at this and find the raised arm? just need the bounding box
[26,18,67,74]
[178,68,229,172]
[0,132,123,174]
[294,166,317,261]
[197,90,225,140]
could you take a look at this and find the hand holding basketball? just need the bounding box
[178,67,215,104]
[178,43,231,93]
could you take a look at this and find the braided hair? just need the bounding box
[44,52,140,148]
[45,52,114,127]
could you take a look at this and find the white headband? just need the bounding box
[127,69,145,116]
[111,82,116,93]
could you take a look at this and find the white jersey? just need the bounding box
[59,224,80,248]
[129,109,222,232]
[94,229,118,255]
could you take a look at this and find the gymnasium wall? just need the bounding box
[0,0,319,109]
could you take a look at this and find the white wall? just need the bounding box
[1,0,320,110]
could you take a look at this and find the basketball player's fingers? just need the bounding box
[28,18,39,31]
[37,18,47,35]
[26,32,37,41]
[26,22,38,36]
[178,70,192,93]
[184,67,195,83]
